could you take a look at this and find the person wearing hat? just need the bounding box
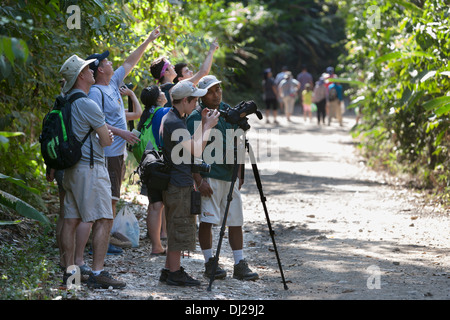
[159,80,220,286]
[186,75,259,282]
[150,38,219,108]
[86,26,160,234]
[58,55,126,289]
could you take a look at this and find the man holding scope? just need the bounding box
[187,75,259,281]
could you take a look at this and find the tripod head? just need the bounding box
[219,100,263,131]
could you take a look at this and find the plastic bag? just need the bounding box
[111,205,140,248]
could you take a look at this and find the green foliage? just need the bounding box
[0,231,59,300]
[339,0,450,196]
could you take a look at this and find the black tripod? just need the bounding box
[207,137,289,291]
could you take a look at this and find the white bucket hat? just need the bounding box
[198,75,222,90]
[59,55,96,94]
[170,80,207,100]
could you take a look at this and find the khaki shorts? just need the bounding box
[199,177,244,227]
[63,162,113,223]
[163,183,196,252]
[107,155,125,201]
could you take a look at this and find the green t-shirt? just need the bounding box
[186,101,240,182]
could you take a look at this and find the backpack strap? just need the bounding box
[91,85,105,112]
[67,91,94,168]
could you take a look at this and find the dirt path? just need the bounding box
[77,110,449,301]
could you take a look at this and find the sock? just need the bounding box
[202,249,213,262]
[92,269,103,276]
[233,250,244,265]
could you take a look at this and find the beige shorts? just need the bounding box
[200,177,244,227]
[63,162,113,222]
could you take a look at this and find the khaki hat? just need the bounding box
[59,55,96,94]
[170,80,207,100]
[198,75,222,90]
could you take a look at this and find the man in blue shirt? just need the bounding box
[86,27,160,220]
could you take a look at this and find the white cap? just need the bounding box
[198,75,222,90]
[170,80,207,100]
[59,55,96,94]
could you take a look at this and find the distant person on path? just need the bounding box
[278,71,300,122]
[327,81,343,126]
[296,64,314,114]
[262,68,279,124]
[313,77,327,125]
[302,83,313,122]
[274,66,289,111]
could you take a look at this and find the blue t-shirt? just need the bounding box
[88,66,126,157]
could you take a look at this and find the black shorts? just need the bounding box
[264,98,278,110]
[141,183,163,204]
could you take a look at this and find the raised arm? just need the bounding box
[186,38,219,85]
[122,26,161,77]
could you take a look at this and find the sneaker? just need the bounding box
[107,243,123,255]
[233,259,259,281]
[204,257,227,280]
[87,271,126,289]
[167,268,201,286]
[110,232,132,248]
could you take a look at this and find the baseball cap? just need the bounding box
[170,80,207,100]
[59,55,96,94]
[198,75,222,90]
[86,50,110,72]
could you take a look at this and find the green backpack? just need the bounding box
[132,106,162,162]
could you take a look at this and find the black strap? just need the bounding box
[92,85,105,112]
[68,92,94,168]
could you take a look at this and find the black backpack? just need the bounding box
[39,92,93,170]
[135,148,171,191]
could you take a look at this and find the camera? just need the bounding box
[191,158,211,173]
[219,100,263,131]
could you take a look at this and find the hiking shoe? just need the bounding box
[87,271,126,289]
[110,232,132,248]
[78,264,92,283]
[233,259,259,281]
[167,268,201,286]
[159,268,170,283]
[204,257,227,280]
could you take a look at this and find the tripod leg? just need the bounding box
[246,142,289,290]
[207,153,240,291]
